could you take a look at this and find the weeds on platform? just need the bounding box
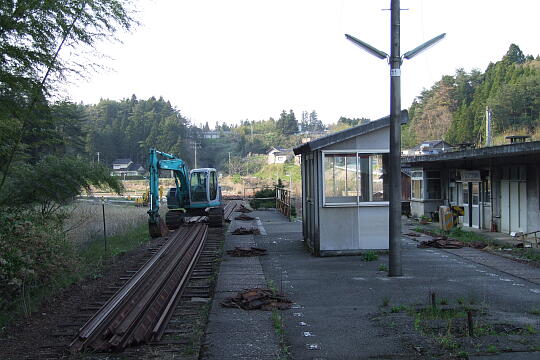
[272,308,290,359]
[362,251,378,262]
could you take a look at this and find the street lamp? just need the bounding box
[345,0,445,277]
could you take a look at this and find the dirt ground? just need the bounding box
[375,303,540,359]
[0,236,165,360]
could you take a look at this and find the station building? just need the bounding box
[402,140,540,237]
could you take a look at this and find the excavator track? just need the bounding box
[208,207,224,227]
[165,210,185,230]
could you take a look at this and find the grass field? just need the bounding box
[64,201,149,250]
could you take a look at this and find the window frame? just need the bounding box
[410,169,442,201]
[411,169,423,200]
[321,149,389,207]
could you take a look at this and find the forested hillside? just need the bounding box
[83,103,326,171]
[402,44,540,148]
[84,96,194,165]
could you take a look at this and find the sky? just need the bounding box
[65,0,540,127]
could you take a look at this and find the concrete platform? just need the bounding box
[201,214,280,360]
[203,209,540,359]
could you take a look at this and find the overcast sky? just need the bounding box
[65,0,540,127]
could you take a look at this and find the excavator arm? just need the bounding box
[147,148,190,237]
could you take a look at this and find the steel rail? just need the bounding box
[152,225,208,340]
[108,224,205,349]
[70,223,208,353]
[70,226,190,352]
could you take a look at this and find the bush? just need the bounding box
[254,188,275,198]
[250,188,276,209]
[231,174,242,184]
[0,208,76,312]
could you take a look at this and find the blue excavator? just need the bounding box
[147,148,224,238]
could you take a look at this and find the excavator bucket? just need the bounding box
[149,217,168,238]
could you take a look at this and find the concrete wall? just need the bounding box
[318,205,389,252]
[527,164,540,234]
[323,127,389,152]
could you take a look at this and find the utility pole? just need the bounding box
[388,0,402,277]
[96,152,100,163]
[486,106,493,146]
[228,152,231,174]
[193,141,201,168]
[345,0,445,277]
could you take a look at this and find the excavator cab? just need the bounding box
[189,169,220,204]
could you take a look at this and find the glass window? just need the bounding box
[190,171,207,202]
[463,182,469,204]
[209,171,217,200]
[425,171,441,199]
[323,152,387,205]
[412,179,423,199]
[449,182,457,203]
[324,154,357,204]
[471,183,479,205]
[370,154,386,201]
[482,178,491,203]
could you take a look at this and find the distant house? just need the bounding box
[112,158,133,170]
[111,159,145,177]
[267,147,294,164]
[203,131,221,139]
[404,140,453,156]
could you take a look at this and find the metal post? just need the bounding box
[389,0,403,276]
[101,197,107,252]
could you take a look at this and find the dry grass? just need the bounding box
[64,201,148,249]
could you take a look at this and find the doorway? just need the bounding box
[462,182,481,228]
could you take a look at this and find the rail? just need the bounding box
[70,223,208,352]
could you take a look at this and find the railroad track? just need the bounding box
[69,201,244,354]
[70,223,208,352]
[31,200,245,359]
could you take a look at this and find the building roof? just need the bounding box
[412,139,452,151]
[127,163,144,171]
[269,146,289,152]
[293,110,408,155]
[402,140,540,165]
[112,158,133,165]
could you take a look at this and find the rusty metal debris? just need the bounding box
[221,288,292,310]
[226,247,267,257]
[235,214,256,221]
[404,232,421,237]
[236,205,252,213]
[418,236,488,249]
[417,237,464,249]
[231,227,260,235]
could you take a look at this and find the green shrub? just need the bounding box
[232,174,242,184]
[0,208,77,313]
[362,251,379,261]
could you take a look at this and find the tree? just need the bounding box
[277,109,298,135]
[308,111,321,131]
[0,0,136,193]
[1,155,123,214]
[503,44,526,64]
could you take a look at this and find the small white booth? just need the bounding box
[293,113,407,256]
